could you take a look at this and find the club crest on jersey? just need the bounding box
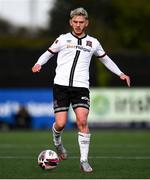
[86,41,92,47]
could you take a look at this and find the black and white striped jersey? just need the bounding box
[36,32,122,88]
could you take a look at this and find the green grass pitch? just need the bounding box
[0,129,150,179]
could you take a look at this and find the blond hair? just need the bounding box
[70,7,88,19]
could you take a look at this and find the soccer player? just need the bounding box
[32,7,130,172]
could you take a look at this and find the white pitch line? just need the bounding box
[0,144,150,148]
[0,156,150,160]
[0,156,35,159]
[72,156,150,160]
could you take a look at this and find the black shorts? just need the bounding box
[53,84,90,113]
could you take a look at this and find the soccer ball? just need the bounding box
[38,149,59,170]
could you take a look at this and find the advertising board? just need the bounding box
[70,88,150,123]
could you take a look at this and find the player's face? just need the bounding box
[70,15,89,37]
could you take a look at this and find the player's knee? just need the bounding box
[77,118,87,128]
[55,122,65,131]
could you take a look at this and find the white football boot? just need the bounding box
[55,144,67,161]
[80,160,93,173]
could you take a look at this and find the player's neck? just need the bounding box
[72,31,86,38]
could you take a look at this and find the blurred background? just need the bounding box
[0,0,150,131]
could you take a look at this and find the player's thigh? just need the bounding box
[74,107,89,122]
[53,84,70,113]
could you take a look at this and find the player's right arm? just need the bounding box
[32,50,54,73]
[32,36,62,73]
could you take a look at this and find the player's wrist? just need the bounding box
[119,72,125,77]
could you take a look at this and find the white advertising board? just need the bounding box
[70,88,150,123]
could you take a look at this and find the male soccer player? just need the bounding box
[32,7,130,172]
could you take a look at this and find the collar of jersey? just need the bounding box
[71,32,87,39]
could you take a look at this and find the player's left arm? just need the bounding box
[98,55,131,87]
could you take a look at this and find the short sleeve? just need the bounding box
[94,39,106,58]
[48,35,62,53]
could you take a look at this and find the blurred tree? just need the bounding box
[0,18,14,35]
[109,0,150,52]
[0,18,37,38]
[0,17,50,48]
[48,0,150,53]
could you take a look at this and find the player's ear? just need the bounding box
[85,19,89,27]
[69,19,73,27]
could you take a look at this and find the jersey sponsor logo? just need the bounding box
[86,40,92,47]
[67,44,91,52]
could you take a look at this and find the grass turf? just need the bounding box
[0,129,150,179]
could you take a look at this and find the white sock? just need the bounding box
[78,132,91,162]
[52,123,63,146]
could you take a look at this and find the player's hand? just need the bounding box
[120,73,130,87]
[32,64,41,73]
